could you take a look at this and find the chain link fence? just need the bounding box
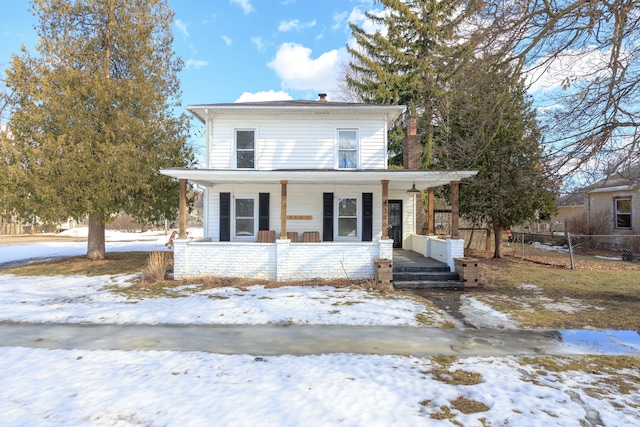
[506,232,640,269]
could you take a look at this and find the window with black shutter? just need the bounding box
[362,193,373,241]
[323,192,334,242]
[219,192,231,241]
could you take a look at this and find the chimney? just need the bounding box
[403,116,421,170]
[318,93,327,102]
[408,115,417,136]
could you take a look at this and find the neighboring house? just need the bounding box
[161,97,477,281]
[554,167,640,234]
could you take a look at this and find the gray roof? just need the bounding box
[188,100,373,108]
[186,100,406,123]
[557,164,640,206]
[556,192,585,207]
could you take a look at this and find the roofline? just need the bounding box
[186,102,406,124]
[160,168,477,190]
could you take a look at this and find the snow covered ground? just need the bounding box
[1,229,639,426]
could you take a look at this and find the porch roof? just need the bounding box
[160,168,477,190]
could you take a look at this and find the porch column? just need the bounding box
[178,178,187,239]
[280,180,287,239]
[451,181,460,239]
[427,187,435,236]
[381,180,389,239]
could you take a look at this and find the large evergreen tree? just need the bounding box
[2,0,192,259]
[346,1,558,257]
[440,56,558,258]
[347,0,477,167]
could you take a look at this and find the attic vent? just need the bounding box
[318,93,327,102]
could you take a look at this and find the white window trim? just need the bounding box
[614,196,632,229]
[234,128,257,169]
[233,195,257,239]
[335,128,360,170]
[335,194,360,240]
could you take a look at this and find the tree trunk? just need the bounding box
[87,214,106,260]
[493,222,504,259]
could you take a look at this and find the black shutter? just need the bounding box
[220,192,231,242]
[362,192,373,241]
[259,193,270,231]
[323,192,334,242]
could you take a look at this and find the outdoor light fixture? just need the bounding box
[406,182,421,193]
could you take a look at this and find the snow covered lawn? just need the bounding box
[2,348,638,426]
[0,273,448,326]
[1,230,639,426]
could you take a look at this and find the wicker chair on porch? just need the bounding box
[286,231,299,242]
[257,230,276,243]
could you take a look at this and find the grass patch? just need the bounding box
[521,355,640,376]
[428,368,483,386]
[520,355,640,397]
[2,252,150,276]
[424,356,483,386]
[450,396,490,414]
[472,250,640,330]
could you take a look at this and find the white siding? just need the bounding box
[205,113,388,170]
[205,183,384,242]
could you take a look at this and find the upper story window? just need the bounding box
[235,129,255,169]
[338,129,358,169]
[615,197,632,229]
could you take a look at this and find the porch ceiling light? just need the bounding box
[406,182,421,193]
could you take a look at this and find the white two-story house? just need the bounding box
[161,97,476,281]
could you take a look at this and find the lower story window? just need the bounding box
[615,197,632,229]
[235,198,255,237]
[338,197,357,237]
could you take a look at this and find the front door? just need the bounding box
[388,200,403,249]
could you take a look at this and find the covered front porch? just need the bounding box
[161,169,476,281]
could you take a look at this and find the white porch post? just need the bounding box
[378,238,393,260]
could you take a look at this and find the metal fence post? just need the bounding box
[567,232,575,270]
[521,233,525,260]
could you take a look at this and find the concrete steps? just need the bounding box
[393,265,463,290]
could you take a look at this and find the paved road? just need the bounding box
[2,322,630,356]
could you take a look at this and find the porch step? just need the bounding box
[393,270,460,282]
[391,250,466,290]
[393,280,464,290]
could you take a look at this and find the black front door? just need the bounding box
[388,200,402,249]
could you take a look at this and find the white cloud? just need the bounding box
[184,59,209,70]
[278,19,316,32]
[174,19,189,38]
[268,42,347,92]
[526,46,614,93]
[235,90,293,102]
[231,0,255,14]
[332,11,349,31]
[251,36,265,52]
[222,35,232,46]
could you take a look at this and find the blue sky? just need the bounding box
[0,0,376,108]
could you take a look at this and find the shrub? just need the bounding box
[141,251,171,284]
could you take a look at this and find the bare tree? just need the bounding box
[477,0,640,181]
